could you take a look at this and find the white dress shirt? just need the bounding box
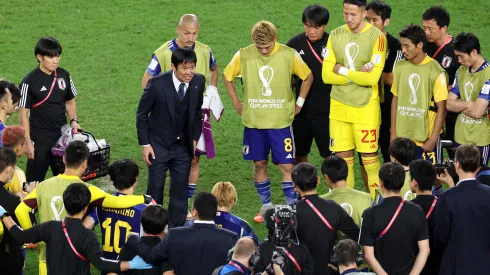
[173,71,189,96]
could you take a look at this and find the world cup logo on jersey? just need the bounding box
[403,190,416,201]
[464,81,474,101]
[340,203,354,217]
[50,196,65,221]
[345,42,359,70]
[259,65,274,97]
[408,73,421,105]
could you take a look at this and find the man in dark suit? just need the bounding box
[435,144,490,274]
[127,192,238,275]
[137,47,204,227]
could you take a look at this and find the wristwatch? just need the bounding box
[0,211,10,219]
[70,118,79,124]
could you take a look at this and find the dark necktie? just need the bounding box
[178,83,185,101]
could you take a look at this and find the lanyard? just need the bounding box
[32,70,57,108]
[377,199,405,241]
[426,197,438,219]
[302,197,334,232]
[62,220,88,262]
[285,249,302,272]
[229,261,244,273]
[305,39,323,64]
[431,36,452,59]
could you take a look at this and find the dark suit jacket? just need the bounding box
[435,179,490,274]
[0,182,22,252]
[136,70,204,156]
[129,222,238,275]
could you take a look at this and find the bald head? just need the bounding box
[232,237,257,260]
[179,14,200,27]
[176,14,200,47]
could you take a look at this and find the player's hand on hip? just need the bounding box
[422,138,436,152]
[25,141,35,160]
[142,145,155,166]
[295,104,302,115]
[233,100,243,115]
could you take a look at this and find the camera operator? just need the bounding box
[254,205,314,275]
[331,239,374,275]
[213,237,258,275]
[435,144,490,274]
[293,162,359,275]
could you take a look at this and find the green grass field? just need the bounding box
[1,0,489,274]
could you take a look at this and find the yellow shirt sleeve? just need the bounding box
[433,72,449,102]
[322,37,351,85]
[223,51,241,82]
[346,34,387,86]
[88,185,145,208]
[391,69,398,97]
[15,188,37,229]
[292,51,311,80]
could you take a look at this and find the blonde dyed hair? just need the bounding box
[211,181,237,208]
[251,20,276,44]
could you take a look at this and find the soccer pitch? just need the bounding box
[1,0,489,274]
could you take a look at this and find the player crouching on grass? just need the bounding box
[223,20,313,222]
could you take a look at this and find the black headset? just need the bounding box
[330,241,364,267]
[226,236,261,269]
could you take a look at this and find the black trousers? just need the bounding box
[26,138,61,182]
[0,248,25,275]
[146,140,191,228]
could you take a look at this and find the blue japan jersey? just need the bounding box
[214,211,259,244]
[87,192,147,260]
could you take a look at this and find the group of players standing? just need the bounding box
[158,0,488,221]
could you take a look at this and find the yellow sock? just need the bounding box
[362,155,381,199]
[345,156,355,189]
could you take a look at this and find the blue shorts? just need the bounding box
[416,137,442,164]
[242,126,295,164]
[454,142,490,165]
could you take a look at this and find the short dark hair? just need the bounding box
[0,80,10,102]
[171,47,197,68]
[389,137,418,166]
[453,32,481,55]
[7,82,21,105]
[455,144,481,173]
[343,0,367,7]
[1,147,17,167]
[399,24,427,48]
[321,156,348,183]
[0,148,15,173]
[141,205,168,235]
[333,239,361,266]
[63,183,91,216]
[64,140,90,169]
[422,6,450,28]
[366,0,392,21]
[379,162,406,192]
[193,192,218,221]
[109,159,139,191]
[35,37,62,57]
[302,5,330,27]
[292,162,318,192]
[409,160,436,191]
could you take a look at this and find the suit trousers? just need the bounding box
[147,140,191,228]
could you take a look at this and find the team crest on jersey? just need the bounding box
[441,55,452,68]
[243,145,250,155]
[321,46,327,58]
[57,78,66,90]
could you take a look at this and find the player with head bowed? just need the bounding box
[223,20,313,222]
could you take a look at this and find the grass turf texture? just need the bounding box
[1,0,489,274]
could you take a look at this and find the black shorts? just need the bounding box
[292,115,331,158]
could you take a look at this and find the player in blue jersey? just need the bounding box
[83,160,153,269]
[188,181,259,243]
